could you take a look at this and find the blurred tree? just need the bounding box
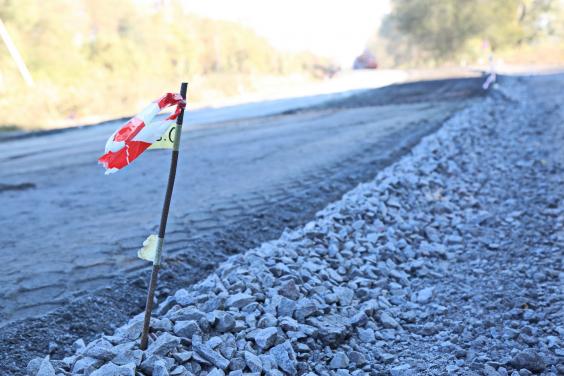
[372,0,563,66]
[0,0,326,128]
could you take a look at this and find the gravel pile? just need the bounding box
[27,76,563,376]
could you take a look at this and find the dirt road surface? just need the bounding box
[0,75,483,373]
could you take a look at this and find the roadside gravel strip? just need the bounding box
[28,75,562,375]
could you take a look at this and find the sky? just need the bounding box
[179,0,391,67]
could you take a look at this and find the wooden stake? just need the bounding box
[140,82,188,350]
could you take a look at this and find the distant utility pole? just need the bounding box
[0,18,34,86]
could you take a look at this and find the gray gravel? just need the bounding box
[27,74,563,375]
[1,78,481,375]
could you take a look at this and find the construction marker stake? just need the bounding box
[140,82,188,350]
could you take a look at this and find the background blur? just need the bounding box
[0,0,562,130]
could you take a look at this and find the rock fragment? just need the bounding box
[90,362,135,376]
[329,351,349,369]
[192,335,230,369]
[226,293,255,309]
[36,357,55,376]
[173,320,202,338]
[270,342,297,375]
[294,298,318,322]
[278,279,300,300]
[509,349,546,373]
[244,351,263,372]
[252,327,279,350]
[146,333,180,357]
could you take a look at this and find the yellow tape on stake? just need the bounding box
[138,234,158,262]
[149,124,176,149]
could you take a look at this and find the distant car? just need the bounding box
[353,50,378,70]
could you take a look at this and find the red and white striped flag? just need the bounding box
[98,93,186,174]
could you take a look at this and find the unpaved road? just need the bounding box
[39,74,563,376]
[0,76,483,372]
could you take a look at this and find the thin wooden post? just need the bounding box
[140,82,188,350]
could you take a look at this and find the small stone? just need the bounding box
[36,357,55,376]
[112,348,143,366]
[173,351,192,363]
[219,342,236,360]
[279,317,299,332]
[153,359,170,376]
[358,328,375,343]
[380,353,396,363]
[207,336,223,349]
[259,354,276,371]
[140,355,172,374]
[174,320,202,338]
[174,289,192,305]
[226,293,255,309]
[61,354,77,368]
[545,335,559,348]
[72,357,102,374]
[207,368,225,376]
[349,312,368,327]
[348,351,366,366]
[277,297,296,318]
[252,327,279,350]
[334,287,355,306]
[389,364,415,376]
[244,351,263,373]
[329,351,350,369]
[380,312,400,329]
[167,307,206,322]
[484,364,500,376]
[72,338,86,352]
[146,333,181,357]
[270,342,297,375]
[294,298,318,322]
[414,287,434,304]
[308,315,348,346]
[192,335,230,369]
[257,313,278,328]
[267,370,285,376]
[509,349,545,373]
[151,318,173,332]
[228,357,246,371]
[170,365,188,376]
[90,362,135,376]
[26,358,43,376]
[155,295,176,316]
[83,339,115,361]
[278,279,300,300]
[216,312,236,332]
[113,319,143,341]
[420,322,437,336]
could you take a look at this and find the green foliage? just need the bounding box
[372,0,563,66]
[0,0,324,129]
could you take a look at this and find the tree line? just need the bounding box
[370,0,564,66]
[0,0,324,129]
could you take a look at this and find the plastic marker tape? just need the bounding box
[138,234,159,262]
[149,124,176,150]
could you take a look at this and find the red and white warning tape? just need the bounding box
[98,93,186,174]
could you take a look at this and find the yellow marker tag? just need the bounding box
[138,234,158,262]
[149,125,176,150]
